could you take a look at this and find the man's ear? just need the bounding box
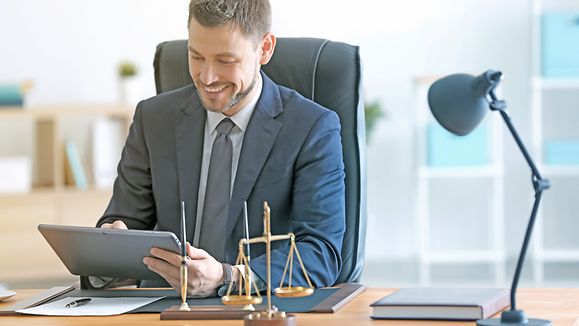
[259,33,276,65]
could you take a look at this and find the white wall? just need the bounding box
[1,0,538,282]
[0,0,190,104]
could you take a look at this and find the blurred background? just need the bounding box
[1,0,578,290]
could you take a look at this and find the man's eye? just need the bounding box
[191,56,203,61]
[219,60,236,64]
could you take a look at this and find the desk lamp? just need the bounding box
[428,70,551,326]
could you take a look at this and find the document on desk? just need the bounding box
[16,296,165,316]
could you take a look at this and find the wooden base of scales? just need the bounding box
[244,311,296,326]
[160,201,313,326]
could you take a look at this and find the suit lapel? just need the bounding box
[226,73,283,239]
[174,91,206,244]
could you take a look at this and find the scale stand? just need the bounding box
[161,201,314,325]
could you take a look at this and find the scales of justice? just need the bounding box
[162,201,315,326]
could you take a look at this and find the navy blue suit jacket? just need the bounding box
[98,72,346,288]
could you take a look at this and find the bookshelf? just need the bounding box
[530,0,579,284]
[414,77,506,286]
[0,105,132,284]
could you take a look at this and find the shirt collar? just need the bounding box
[206,74,262,134]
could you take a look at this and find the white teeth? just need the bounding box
[204,85,227,93]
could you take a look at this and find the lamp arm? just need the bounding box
[489,91,544,181]
[509,190,544,311]
[489,91,550,312]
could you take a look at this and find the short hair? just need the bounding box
[188,0,271,43]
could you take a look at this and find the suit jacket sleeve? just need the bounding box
[96,101,156,229]
[250,110,346,287]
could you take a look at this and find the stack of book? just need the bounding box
[371,288,510,321]
[64,140,88,190]
[0,82,31,107]
[0,85,23,106]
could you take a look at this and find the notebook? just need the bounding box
[370,288,510,321]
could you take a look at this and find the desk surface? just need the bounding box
[1,288,578,325]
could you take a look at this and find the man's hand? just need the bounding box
[143,242,224,297]
[101,220,128,230]
[90,219,136,288]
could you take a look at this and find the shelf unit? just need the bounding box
[530,0,579,284]
[0,105,132,284]
[414,77,505,286]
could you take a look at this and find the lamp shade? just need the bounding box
[427,70,503,136]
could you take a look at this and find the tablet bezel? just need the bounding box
[38,224,181,280]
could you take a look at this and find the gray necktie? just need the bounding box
[199,118,235,261]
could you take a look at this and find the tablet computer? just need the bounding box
[38,224,181,280]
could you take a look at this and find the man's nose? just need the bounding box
[200,63,218,85]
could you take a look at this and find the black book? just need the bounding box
[371,288,510,321]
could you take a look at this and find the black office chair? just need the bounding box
[153,38,367,284]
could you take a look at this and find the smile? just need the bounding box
[203,84,228,93]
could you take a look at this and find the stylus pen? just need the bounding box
[65,298,91,308]
[243,201,250,261]
[243,201,251,290]
[179,201,189,310]
[180,201,187,257]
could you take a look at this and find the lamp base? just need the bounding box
[477,310,551,326]
[477,319,551,326]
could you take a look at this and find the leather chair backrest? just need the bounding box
[154,37,367,283]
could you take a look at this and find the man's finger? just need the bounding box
[145,257,200,296]
[112,220,128,230]
[101,220,128,229]
[186,243,210,260]
[148,264,179,288]
[150,248,181,267]
[144,257,179,282]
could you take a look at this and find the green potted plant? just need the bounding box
[365,100,384,143]
[117,60,139,106]
[118,61,137,79]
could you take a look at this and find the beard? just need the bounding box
[196,70,258,114]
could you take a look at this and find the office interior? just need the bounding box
[1,0,578,292]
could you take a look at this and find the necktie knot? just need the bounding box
[216,118,235,136]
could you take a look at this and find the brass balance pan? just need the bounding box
[274,286,314,298]
[222,295,263,305]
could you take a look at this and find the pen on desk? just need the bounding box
[65,298,91,308]
[179,201,190,311]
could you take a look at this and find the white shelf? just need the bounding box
[419,166,504,178]
[542,165,579,177]
[422,251,506,264]
[535,250,579,262]
[532,77,579,89]
[0,105,134,119]
[530,0,579,285]
[535,0,579,13]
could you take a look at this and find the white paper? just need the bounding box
[16,296,164,316]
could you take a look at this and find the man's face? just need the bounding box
[188,19,268,116]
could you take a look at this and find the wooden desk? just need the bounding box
[1,288,578,325]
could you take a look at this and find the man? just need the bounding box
[94,0,345,297]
